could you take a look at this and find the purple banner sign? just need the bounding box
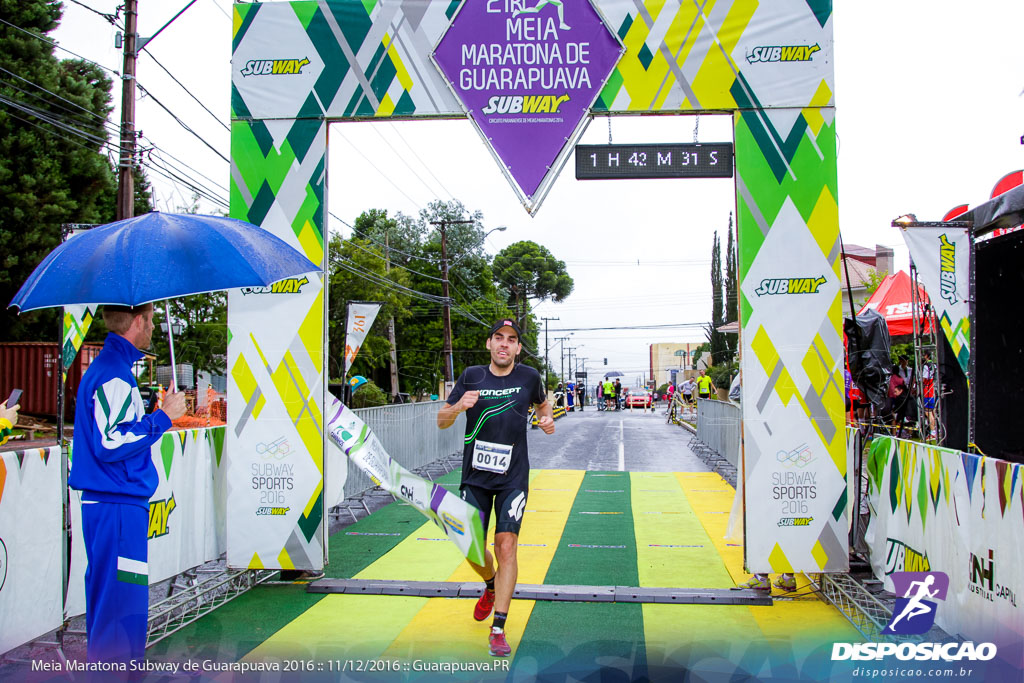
[433,0,622,210]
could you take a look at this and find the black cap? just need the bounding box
[489,318,522,338]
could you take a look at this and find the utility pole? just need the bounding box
[384,232,400,400]
[566,346,577,388]
[541,316,559,388]
[116,0,139,220]
[554,337,569,390]
[431,219,473,388]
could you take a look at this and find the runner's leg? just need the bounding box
[493,531,518,613]
[492,488,526,613]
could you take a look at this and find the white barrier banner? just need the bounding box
[67,428,227,617]
[344,302,381,376]
[326,397,486,565]
[901,226,971,372]
[864,436,1024,668]
[0,446,63,655]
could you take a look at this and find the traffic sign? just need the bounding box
[575,372,588,379]
[576,143,734,180]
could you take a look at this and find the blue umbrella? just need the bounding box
[9,212,319,311]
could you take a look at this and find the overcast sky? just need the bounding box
[50,1,1024,383]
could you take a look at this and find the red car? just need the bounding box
[624,388,653,410]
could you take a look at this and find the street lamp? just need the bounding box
[160,321,183,336]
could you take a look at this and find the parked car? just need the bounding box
[624,387,653,410]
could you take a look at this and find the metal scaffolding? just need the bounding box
[146,568,276,646]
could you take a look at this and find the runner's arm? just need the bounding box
[534,399,555,434]
[438,390,478,429]
[535,399,553,421]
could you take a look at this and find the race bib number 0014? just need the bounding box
[472,439,512,474]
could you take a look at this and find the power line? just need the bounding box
[0,75,114,134]
[136,82,229,162]
[331,254,448,305]
[0,56,230,214]
[206,0,233,21]
[549,323,709,332]
[0,67,113,126]
[144,155,229,209]
[0,95,112,147]
[340,235,445,283]
[386,121,456,201]
[141,48,230,132]
[325,211,438,264]
[333,129,424,211]
[1,109,112,154]
[370,124,445,201]
[65,0,122,26]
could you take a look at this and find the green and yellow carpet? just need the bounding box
[151,469,858,679]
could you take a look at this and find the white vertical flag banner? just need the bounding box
[344,302,382,376]
[901,227,971,372]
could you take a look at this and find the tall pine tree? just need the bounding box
[0,1,124,340]
[725,212,738,360]
[708,229,728,366]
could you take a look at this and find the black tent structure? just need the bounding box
[893,183,1024,460]
[960,184,1024,462]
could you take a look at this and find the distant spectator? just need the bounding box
[895,355,917,431]
[921,350,937,439]
[696,369,716,400]
[602,379,614,410]
[886,363,907,433]
[682,378,694,405]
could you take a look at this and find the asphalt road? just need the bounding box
[527,403,709,473]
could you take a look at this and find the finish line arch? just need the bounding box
[226,0,846,577]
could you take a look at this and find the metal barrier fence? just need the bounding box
[341,401,466,500]
[696,399,741,469]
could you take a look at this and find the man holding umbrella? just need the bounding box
[68,304,186,663]
[9,211,319,661]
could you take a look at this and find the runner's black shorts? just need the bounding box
[461,485,528,535]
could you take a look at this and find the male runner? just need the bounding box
[437,319,555,656]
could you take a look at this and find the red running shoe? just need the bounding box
[474,589,495,621]
[489,628,511,657]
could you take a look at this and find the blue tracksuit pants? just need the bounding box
[81,500,149,662]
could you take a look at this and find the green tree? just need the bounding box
[491,241,573,334]
[864,267,888,296]
[151,293,227,381]
[333,201,558,397]
[724,212,738,360]
[707,229,728,366]
[691,341,710,370]
[0,1,152,341]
